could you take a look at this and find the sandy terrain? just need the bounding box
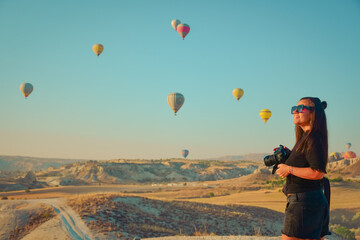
[0,195,342,240]
[144,237,281,240]
[0,184,172,199]
[0,198,99,240]
[21,216,69,240]
[66,193,284,239]
[143,236,339,240]
[1,180,358,240]
[0,200,54,239]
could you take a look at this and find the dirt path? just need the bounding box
[143,235,338,240]
[24,198,94,240]
[143,237,281,240]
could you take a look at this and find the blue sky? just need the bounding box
[0,0,359,160]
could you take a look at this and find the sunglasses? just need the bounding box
[291,105,314,114]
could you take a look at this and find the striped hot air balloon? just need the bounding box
[345,142,352,149]
[167,92,185,116]
[260,109,272,123]
[177,23,190,40]
[19,83,33,99]
[343,151,356,159]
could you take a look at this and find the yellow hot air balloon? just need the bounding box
[232,88,244,101]
[329,152,342,161]
[92,44,104,57]
[19,82,33,99]
[167,92,185,116]
[171,19,181,31]
[260,109,272,123]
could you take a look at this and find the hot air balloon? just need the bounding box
[260,109,272,123]
[232,88,244,101]
[167,92,185,116]
[92,44,104,57]
[177,23,190,40]
[171,19,181,31]
[343,151,356,159]
[345,143,352,149]
[182,149,189,158]
[19,83,33,99]
[329,152,343,161]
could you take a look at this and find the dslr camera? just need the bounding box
[264,145,291,174]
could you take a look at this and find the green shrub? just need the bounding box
[334,226,355,240]
[1,196,8,200]
[265,178,286,189]
[25,189,31,193]
[42,212,53,218]
[330,176,343,182]
[208,192,215,198]
[352,212,360,224]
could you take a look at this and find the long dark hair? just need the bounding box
[295,97,328,166]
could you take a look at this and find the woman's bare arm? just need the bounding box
[276,164,324,180]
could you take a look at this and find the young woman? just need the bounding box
[276,97,330,240]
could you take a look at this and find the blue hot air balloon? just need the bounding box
[182,149,189,158]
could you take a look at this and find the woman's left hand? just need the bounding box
[276,164,290,178]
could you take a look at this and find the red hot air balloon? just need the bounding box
[343,151,357,159]
[177,23,190,40]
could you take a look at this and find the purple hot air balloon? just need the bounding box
[182,149,189,158]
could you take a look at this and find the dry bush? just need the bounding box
[8,206,55,240]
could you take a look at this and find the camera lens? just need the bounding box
[264,154,278,166]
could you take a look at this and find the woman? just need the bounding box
[276,97,330,240]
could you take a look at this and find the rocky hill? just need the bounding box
[0,171,49,191]
[0,155,84,172]
[2,156,359,191]
[206,153,268,162]
[328,157,360,173]
[35,160,258,186]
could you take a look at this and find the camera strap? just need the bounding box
[322,177,331,207]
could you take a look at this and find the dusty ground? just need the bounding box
[143,236,339,240]
[0,200,55,240]
[0,198,98,240]
[66,193,284,239]
[144,237,282,240]
[1,181,359,240]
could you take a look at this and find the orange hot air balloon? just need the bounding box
[177,23,190,40]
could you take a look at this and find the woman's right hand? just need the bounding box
[276,164,291,178]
